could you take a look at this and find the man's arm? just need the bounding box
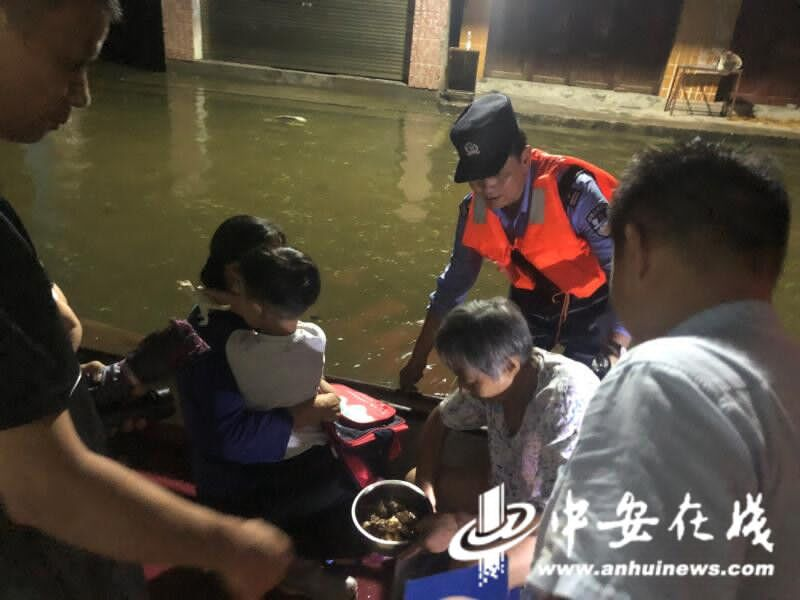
[399,310,445,390]
[567,173,630,354]
[51,283,82,352]
[0,410,293,599]
[399,198,483,389]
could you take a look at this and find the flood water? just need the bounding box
[1,64,798,395]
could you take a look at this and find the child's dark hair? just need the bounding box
[201,215,286,290]
[238,246,321,319]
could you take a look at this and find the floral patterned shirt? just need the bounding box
[439,349,598,510]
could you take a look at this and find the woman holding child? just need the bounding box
[177,216,361,597]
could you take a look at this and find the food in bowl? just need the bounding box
[352,480,433,554]
[361,499,420,542]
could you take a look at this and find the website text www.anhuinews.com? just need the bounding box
[534,561,775,578]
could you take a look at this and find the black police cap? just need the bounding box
[450,93,520,183]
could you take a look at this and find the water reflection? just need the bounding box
[167,85,211,211]
[24,109,90,288]
[0,64,797,396]
[395,113,448,224]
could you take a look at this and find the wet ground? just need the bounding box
[0,63,798,395]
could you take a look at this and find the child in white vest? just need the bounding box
[225,245,334,458]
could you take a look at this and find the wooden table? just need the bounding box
[664,64,743,117]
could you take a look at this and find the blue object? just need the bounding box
[405,559,522,599]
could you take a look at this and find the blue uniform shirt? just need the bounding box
[428,166,624,334]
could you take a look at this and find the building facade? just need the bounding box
[161,0,798,105]
[161,0,447,89]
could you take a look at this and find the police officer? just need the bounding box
[399,93,629,389]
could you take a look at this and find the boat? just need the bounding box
[78,319,485,599]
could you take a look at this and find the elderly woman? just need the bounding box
[412,297,599,587]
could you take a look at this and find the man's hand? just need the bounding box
[217,518,294,600]
[289,392,341,429]
[81,360,106,383]
[399,358,426,391]
[80,360,149,435]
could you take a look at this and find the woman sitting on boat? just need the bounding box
[410,297,599,588]
[176,215,361,596]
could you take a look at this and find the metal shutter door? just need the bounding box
[202,0,412,81]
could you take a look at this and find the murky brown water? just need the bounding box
[1,64,798,395]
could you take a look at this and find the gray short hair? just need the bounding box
[435,297,533,378]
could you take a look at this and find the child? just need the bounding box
[179,218,361,599]
[226,244,332,458]
[82,214,286,421]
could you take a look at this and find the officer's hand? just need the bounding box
[399,359,426,391]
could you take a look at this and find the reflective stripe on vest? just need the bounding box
[461,149,618,298]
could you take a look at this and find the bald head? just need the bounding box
[0,0,121,31]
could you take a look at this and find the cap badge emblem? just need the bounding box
[464,142,480,156]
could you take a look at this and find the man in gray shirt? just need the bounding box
[526,140,799,599]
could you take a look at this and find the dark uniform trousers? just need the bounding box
[510,282,613,369]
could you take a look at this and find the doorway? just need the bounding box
[485,0,683,94]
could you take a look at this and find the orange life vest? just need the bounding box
[461,149,618,298]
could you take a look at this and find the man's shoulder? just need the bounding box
[610,335,781,432]
[625,335,764,388]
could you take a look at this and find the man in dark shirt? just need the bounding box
[0,1,293,598]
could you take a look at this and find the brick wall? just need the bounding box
[659,0,743,101]
[161,0,196,61]
[408,0,450,90]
